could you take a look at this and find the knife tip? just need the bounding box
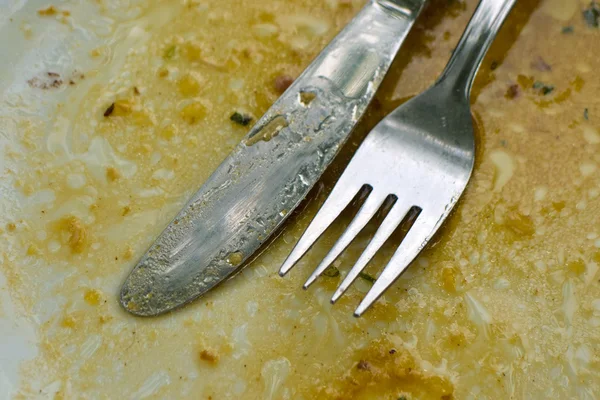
[119,285,151,317]
[119,270,165,317]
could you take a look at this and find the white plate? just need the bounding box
[0,1,138,396]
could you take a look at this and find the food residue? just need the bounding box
[244,115,288,146]
[3,0,600,399]
[274,74,294,93]
[37,5,57,16]
[230,112,253,126]
[226,251,244,266]
[199,348,220,364]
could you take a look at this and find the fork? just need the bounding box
[279,0,516,316]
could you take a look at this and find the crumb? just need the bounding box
[103,103,115,117]
[356,360,371,371]
[84,289,102,306]
[158,67,169,78]
[106,167,120,182]
[61,216,87,253]
[38,5,58,16]
[199,348,219,364]
[505,84,519,99]
[274,74,294,94]
[531,56,551,72]
[27,73,63,89]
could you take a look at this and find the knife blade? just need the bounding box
[120,0,427,316]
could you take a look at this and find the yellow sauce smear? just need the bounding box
[1,0,599,398]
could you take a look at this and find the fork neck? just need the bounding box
[437,0,516,99]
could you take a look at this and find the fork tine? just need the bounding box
[303,191,388,289]
[330,202,410,303]
[354,211,439,317]
[279,181,364,277]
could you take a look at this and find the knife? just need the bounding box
[120,0,427,316]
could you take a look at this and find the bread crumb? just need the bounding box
[356,360,371,371]
[38,5,58,16]
[106,167,120,182]
[62,216,88,253]
[274,74,294,94]
[199,348,219,364]
[158,67,169,78]
[84,289,102,306]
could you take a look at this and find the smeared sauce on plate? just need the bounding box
[1,0,599,398]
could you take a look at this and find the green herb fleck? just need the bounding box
[541,85,554,95]
[163,45,177,60]
[359,272,376,284]
[561,25,574,34]
[398,396,408,400]
[532,81,554,95]
[322,265,340,278]
[584,108,589,120]
[583,1,600,28]
[230,112,253,126]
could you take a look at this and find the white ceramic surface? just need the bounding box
[0,1,115,396]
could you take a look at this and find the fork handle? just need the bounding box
[437,0,516,97]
